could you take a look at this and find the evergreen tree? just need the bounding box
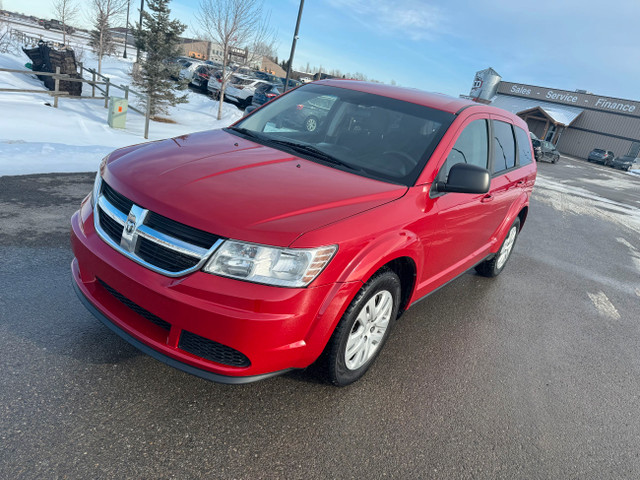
[133,0,187,117]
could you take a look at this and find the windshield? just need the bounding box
[230,84,454,185]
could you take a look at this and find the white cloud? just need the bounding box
[326,0,445,41]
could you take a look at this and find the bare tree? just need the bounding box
[88,0,127,74]
[53,0,79,46]
[197,0,275,120]
[0,14,10,54]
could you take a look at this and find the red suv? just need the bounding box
[71,80,536,386]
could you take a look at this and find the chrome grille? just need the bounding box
[94,180,223,277]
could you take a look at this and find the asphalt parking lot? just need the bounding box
[1,157,640,479]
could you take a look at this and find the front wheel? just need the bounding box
[324,268,401,386]
[475,217,521,277]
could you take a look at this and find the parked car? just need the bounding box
[529,132,542,161]
[39,18,74,34]
[207,71,235,99]
[252,82,283,107]
[190,65,218,92]
[71,80,537,387]
[537,140,560,163]
[587,148,615,165]
[178,60,205,83]
[272,94,334,132]
[224,76,272,108]
[278,77,302,89]
[252,71,280,83]
[609,155,640,171]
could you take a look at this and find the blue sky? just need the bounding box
[6,0,640,100]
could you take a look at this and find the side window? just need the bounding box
[440,119,488,181]
[492,121,516,173]
[514,127,533,166]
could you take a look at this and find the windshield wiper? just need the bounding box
[225,126,264,141]
[266,139,363,172]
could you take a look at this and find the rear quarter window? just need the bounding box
[514,127,533,166]
[492,121,516,173]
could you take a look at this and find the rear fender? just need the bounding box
[490,193,529,253]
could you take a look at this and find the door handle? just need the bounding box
[481,194,494,203]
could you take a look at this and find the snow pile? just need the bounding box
[0,50,243,176]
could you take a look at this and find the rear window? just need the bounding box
[593,149,605,153]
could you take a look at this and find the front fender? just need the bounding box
[337,229,423,285]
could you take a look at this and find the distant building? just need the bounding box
[260,57,285,77]
[467,67,640,159]
[179,39,251,65]
[179,38,210,60]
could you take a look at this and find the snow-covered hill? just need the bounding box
[0,50,243,176]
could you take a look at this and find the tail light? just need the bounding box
[266,93,277,98]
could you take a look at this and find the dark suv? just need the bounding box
[39,19,74,34]
[587,149,615,165]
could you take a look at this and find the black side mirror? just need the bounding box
[243,105,257,117]
[434,163,490,194]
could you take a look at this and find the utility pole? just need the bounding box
[284,0,304,92]
[123,0,130,59]
[135,0,144,62]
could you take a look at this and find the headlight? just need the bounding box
[90,155,109,207]
[203,240,337,287]
[90,170,102,208]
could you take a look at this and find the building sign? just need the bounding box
[594,98,636,113]
[500,82,640,117]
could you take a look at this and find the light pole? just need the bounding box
[284,0,304,92]
[123,0,130,59]
[135,0,144,62]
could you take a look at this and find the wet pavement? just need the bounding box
[1,159,639,479]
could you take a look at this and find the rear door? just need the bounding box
[485,115,523,245]
[419,115,495,288]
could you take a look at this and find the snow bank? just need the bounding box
[0,50,243,176]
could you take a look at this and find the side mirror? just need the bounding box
[243,105,257,117]
[434,163,490,194]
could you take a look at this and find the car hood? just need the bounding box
[103,130,407,246]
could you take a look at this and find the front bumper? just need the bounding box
[71,203,361,383]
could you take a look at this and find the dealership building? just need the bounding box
[467,68,640,159]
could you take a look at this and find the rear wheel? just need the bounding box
[475,217,521,277]
[324,268,401,386]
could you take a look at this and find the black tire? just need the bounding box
[244,97,253,109]
[475,217,521,277]
[552,154,559,164]
[304,115,319,132]
[323,268,401,386]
